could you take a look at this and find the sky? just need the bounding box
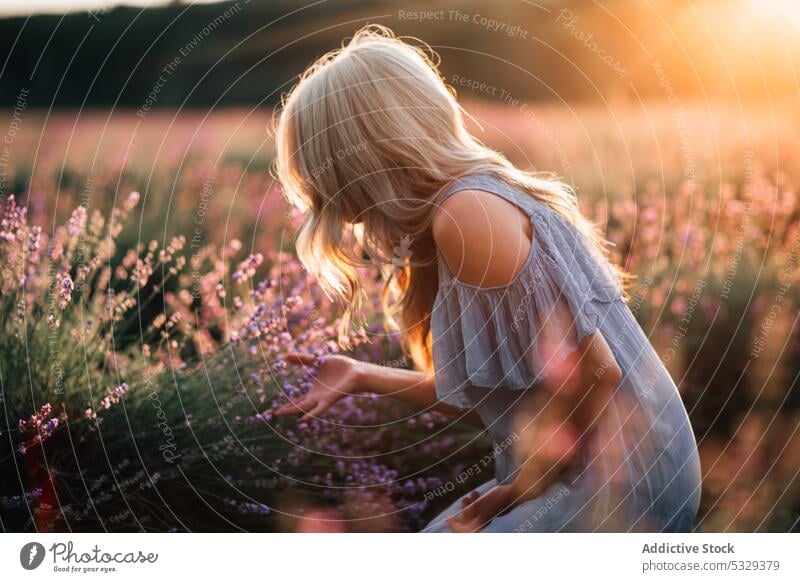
[0,0,222,17]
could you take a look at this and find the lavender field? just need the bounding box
[1,101,799,532]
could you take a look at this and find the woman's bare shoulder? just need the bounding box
[432,189,533,288]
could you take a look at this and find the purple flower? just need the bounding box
[68,206,87,236]
[58,273,74,309]
[232,253,263,284]
[124,191,141,211]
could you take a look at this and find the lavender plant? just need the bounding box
[0,191,487,532]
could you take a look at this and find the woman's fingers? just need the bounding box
[275,398,329,422]
[448,514,479,533]
[274,396,313,416]
[274,396,325,421]
[461,491,479,508]
[461,495,479,520]
[447,516,458,531]
[447,515,464,532]
[273,403,301,416]
[299,401,329,423]
[451,490,484,532]
[460,491,478,511]
[273,352,334,422]
[284,353,318,366]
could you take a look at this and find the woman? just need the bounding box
[273,25,701,532]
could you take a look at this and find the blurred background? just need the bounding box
[0,0,799,532]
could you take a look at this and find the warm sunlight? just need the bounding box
[742,0,800,31]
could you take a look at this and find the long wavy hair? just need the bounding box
[274,24,628,372]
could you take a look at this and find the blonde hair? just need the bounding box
[274,24,628,371]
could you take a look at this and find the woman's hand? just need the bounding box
[447,484,515,533]
[273,353,363,422]
[272,352,484,425]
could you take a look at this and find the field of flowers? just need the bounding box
[1,101,799,532]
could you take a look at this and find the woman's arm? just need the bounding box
[508,330,621,502]
[448,331,621,532]
[354,360,472,418]
[275,353,481,424]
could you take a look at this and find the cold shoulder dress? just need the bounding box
[422,173,702,533]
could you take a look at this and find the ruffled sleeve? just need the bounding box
[431,203,625,408]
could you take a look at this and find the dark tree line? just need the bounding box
[0,0,789,109]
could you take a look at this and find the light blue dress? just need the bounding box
[422,173,701,532]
